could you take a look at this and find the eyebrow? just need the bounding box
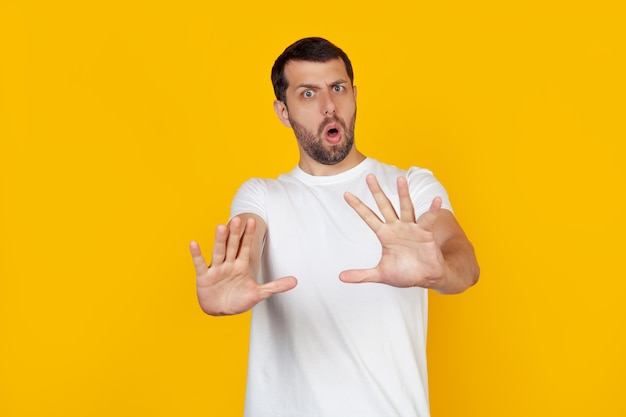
[294,79,349,90]
[295,83,320,90]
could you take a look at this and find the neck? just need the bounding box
[298,148,366,176]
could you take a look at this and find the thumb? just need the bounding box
[259,276,298,299]
[339,268,380,284]
[417,197,442,232]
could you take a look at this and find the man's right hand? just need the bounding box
[190,216,297,316]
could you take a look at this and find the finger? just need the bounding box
[237,217,257,262]
[344,191,383,233]
[225,216,244,262]
[417,197,443,232]
[259,276,298,299]
[397,176,416,223]
[189,240,209,276]
[366,174,399,223]
[339,268,380,284]
[209,224,228,267]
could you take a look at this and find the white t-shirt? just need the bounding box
[230,158,452,417]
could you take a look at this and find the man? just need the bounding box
[190,37,479,416]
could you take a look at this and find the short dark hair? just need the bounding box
[271,37,354,103]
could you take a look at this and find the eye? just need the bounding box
[302,90,315,98]
[332,85,345,93]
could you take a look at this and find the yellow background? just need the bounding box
[1,1,624,416]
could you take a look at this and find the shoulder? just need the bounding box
[230,171,299,221]
[238,177,268,191]
[232,178,270,202]
[368,159,439,185]
[405,166,452,214]
[231,178,270,221]
[370,161,452,215]
[364,159,405,185]
[405,166,439,185]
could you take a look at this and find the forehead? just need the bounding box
[284,58,350,88]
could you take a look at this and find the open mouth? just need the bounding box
[324,124,342,144]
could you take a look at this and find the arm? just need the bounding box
[341,174,479,293]
[190,213,297,316]
[422,203,480,294]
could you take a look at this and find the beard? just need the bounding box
[289,111,356,166]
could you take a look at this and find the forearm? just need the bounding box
[434,236,480,294]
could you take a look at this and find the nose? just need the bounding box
[322,93,336,115]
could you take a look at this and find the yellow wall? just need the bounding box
[1,1,624,416]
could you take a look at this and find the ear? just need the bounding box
[273,100,292,128]
[353,85,357,100]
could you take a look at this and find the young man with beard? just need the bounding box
[190,37,479,416]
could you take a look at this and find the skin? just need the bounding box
[190,58,479,316]
[274,58,365,176]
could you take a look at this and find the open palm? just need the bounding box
[191,216,297,316]
[341,175,446,289]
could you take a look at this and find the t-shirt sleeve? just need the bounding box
[229,178,268,223]
[406,167,453,218]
